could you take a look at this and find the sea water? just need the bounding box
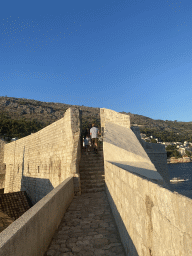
[168,162,192,199]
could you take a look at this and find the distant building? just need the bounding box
[178,148,185,156]
[163,142,173,146]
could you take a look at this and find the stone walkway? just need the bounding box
[45,191,126,256]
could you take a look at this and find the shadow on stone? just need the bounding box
[105,184,139,256]
[21,176,54,205]
[20,145,54,205]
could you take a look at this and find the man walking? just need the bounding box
[90,123,99,153]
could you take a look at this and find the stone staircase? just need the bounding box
[80,145,105,193]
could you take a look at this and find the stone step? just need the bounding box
[81,183,105,189]
[80,161,104,167]
[80,164,104,169]
[81,179,105,184]
[80,158,104,164]
[79,169,105,176]
[81,187,105,193]
[80,166,104,172]
[81,155,104,161]
[80,162,104,168]
[81,149,103,153]
[80,173,105,180]
[81,179,105,186]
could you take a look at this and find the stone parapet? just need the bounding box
[0,177,74,256]
[105,160,192,256]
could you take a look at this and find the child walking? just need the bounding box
[84,134,91,155]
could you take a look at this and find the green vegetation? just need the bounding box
[166,145,176,151]
[0,113,48,141]
[1,96,192,145]
[167,150,182,159]
[185,150,192,157]
[140,127,192,143]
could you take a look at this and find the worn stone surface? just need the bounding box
[45,191,126,256]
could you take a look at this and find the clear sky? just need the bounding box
[0,0,191,121]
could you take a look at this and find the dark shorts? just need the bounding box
[91,138,98,145]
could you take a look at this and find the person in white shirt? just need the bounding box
[90,123,100,153]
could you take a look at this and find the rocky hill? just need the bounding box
[0,96,192,143]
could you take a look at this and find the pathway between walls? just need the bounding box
[45,192,126,256]
[45,144,126,256]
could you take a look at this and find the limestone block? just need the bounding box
[128,172,134,189]
[172,192,191,234]
[134,192,141,215]
[132,173,138,190]
[183,233,192,256]
[155,187,175,223]
[156,213,173,252]
[170,225,185,256]
[151,206,162,236]
[137,176,149,200]
[152,231,163,256]
[148,181,158,206]
[115,176,121,188]
[185,198,192,237]
[121,181,127,196]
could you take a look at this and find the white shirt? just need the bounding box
[90,127,99,139]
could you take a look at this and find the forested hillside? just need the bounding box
[0,96,192,143]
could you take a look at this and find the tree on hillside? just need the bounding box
[170,150,182,159]
[166,145,176,151]
[185,150,192,157]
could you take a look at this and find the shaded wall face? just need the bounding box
[146,151,170,185]
[136,134,170,185]
[3,108,81,204]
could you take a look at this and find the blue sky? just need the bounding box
[0,0,191,121]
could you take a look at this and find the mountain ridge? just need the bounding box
[0,96,192,143]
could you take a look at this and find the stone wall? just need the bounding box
[102,108,192,256]
[131,126,170,185]
[0,177,74,256]
[144,143,170,185]
[3,107,81,204]
[100,108,130,137]
[105,161,192,256]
